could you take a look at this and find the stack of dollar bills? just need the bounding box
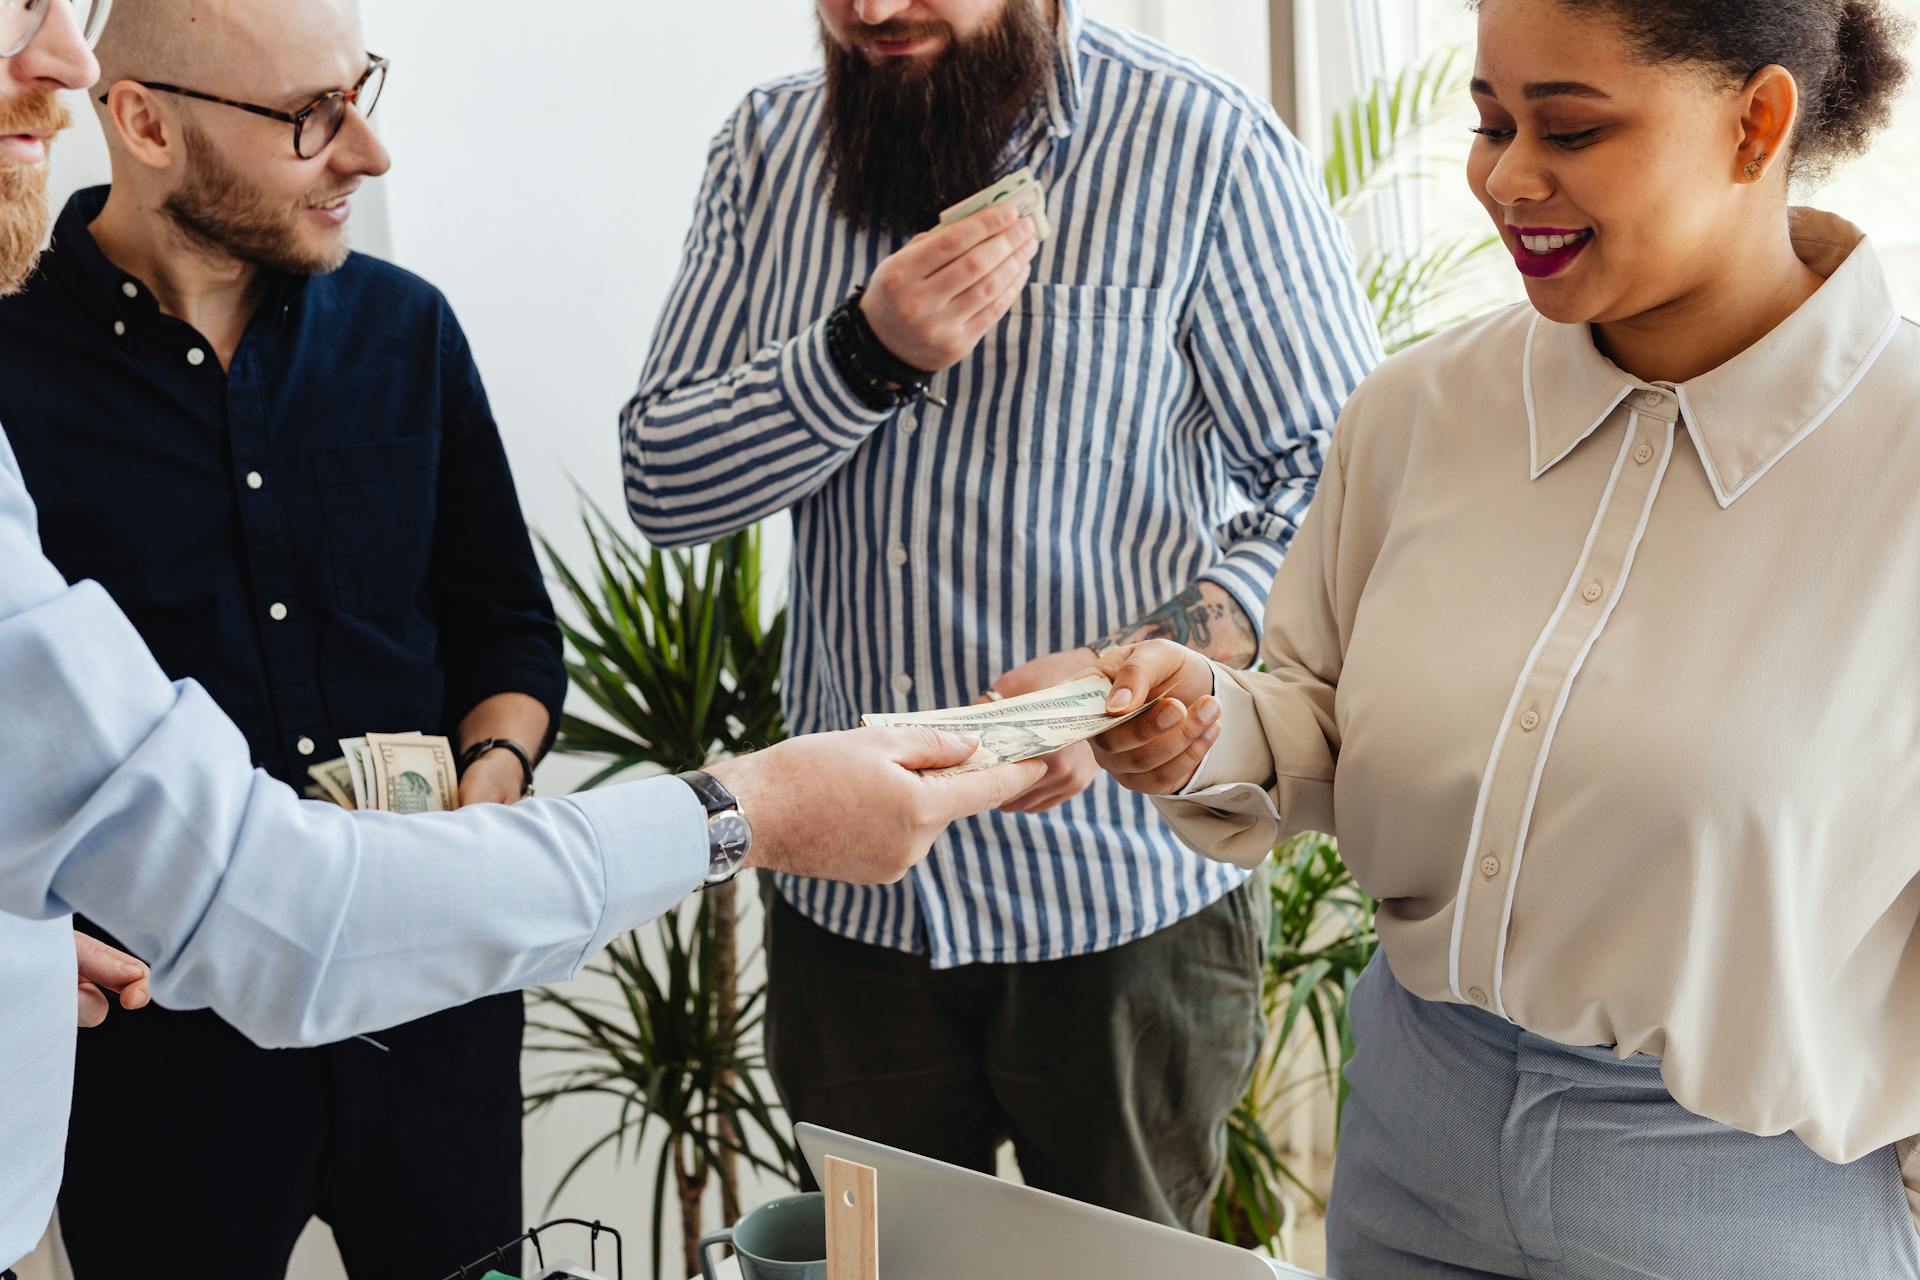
[305,732,458,814]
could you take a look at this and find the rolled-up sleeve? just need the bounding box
[431,305,568,744]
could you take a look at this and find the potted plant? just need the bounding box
[527,502,791,1280]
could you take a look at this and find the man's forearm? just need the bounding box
[1092,581,1260,669]
[457,691,553,761]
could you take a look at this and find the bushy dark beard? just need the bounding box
[163,120,351,277]
[820,0,1054,239]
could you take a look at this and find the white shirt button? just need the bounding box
[1633,442,1655,465]
[269,602,289,622]
[112,320,126,337]
[187,347,207,367]
[1468,987,1489,1005]
[893,673,914,694]
[1637,390,1662,409]
[121,281,138,299]
[296,737,316,757]
[1480,855,1501,878]
[1519,709,1541,732]
[901,419,918,435]
[888,545,909,567]
[1581,580,1604,603]
[246,471,264,490]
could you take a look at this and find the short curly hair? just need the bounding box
[1475,0,1914,184]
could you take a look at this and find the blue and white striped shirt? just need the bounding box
[623,0,1378,968]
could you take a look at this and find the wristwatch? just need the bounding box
[676,770,753,887]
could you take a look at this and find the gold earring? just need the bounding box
[1744,154,1766,181]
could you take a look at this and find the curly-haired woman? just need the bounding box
[1090,1,1920,1274]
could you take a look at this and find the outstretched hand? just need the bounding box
[1090,640,1223,795]
[709,727,1046,885]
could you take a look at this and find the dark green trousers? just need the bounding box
[763,869,1269,1232]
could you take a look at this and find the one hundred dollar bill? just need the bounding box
[365,731,458,814]
[862,675,1160,776]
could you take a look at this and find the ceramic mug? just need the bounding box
[697,1192,828,1280]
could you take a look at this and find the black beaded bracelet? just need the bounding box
[825,289,947,411]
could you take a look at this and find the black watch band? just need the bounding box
[677,769,753,887]
[459,737,535,797]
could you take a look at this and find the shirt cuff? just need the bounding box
[563,774,710,962]
[1180,660,1275,794]
[1197,547,1286,660]
[780,314,898,452]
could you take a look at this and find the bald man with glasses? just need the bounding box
[0,1,552,1271]
[0,1,1040,1277]
[0,11,1042,1278]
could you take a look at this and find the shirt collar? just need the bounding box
[1524,208,1902,507]
[1043,0,1088,140]
[45,184,309,332]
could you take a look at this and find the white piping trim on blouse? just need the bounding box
[1492,416,1676,1020]
[1525,311,1636,481]
[1448,414,1641,1005]
[1681,307,1901,509]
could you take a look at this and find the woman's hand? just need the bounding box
[1091,640,1223,795]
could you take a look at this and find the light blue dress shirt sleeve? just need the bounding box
[0,423,709,1046]
[1,424,709,1266]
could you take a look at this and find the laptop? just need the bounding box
[796,1123,1326,1280]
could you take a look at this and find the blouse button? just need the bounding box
[1468,987,1489,1006]
[1636,390,1662,409]
[296,737,316,757]
[1633,442,1654,465]
[893,673,914,694]
[1480,855,1501,878]
[1519,709,1541,732]
[112,320,126,337]
[187,347,207,367]
[121,281,138,299]
[268,602,289,622]
[246,471,264,490]
[1581,580,1604,604]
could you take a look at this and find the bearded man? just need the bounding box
[0,0,567,1272]
[623,0,1380,1229]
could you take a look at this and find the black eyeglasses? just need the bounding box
[101,55,388,160]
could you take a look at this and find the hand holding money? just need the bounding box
[863,674,1163,778]
[987,646,1105,815]
[859,201,1037,373]
[1088,640,1224,795]
[307,732,459,814]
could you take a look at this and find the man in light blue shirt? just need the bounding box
[0,4,1043,1269]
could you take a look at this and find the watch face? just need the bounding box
[711,812,752,859]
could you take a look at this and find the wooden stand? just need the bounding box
[824,1156,879,1280]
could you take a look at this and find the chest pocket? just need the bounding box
[313,433,440,623]
[990,283,1178,462]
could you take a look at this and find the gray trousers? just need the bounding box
[1327,954,1920,1279]
[764,870,1268,1232]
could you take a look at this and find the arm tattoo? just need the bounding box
[1092,582,1260,668]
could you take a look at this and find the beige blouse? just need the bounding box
[1160,209,1920,1165]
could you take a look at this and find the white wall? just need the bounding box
[19,5,1272,1279]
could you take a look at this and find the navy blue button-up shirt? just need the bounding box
[0,187,565,789]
